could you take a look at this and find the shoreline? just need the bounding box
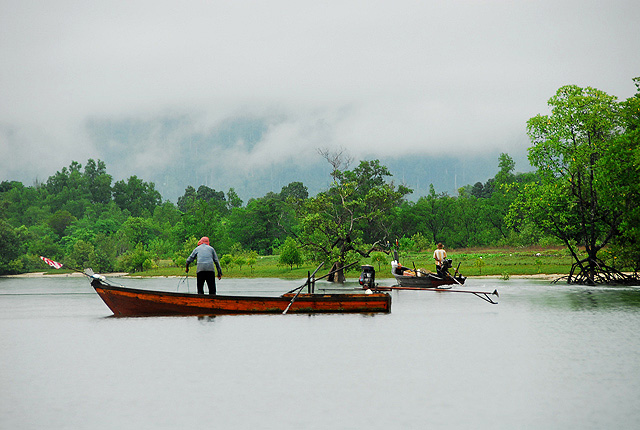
[2,272,564,280]
[1,272,129,278]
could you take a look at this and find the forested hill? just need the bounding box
[2,80,639,283]
[0,153,533,275]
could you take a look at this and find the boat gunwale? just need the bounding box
[91,280,390,301]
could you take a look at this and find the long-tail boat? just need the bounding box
[359,258,497,304]
[89,262,391,316]
[390,250,466,288]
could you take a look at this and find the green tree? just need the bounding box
[112,175,161,217]
[279,236,303,270]
[0,220,24,274]
[512,83,638,284]
[280,181,309,200]
[228,194,295,255]
[370,251,387,271]
[117,243,154,273]
[420,185,452,244]
[298,157,411,282]
[177,186,197,212]
[48,210,77,237]
[226,188,243,210]
[495,153,516,185]
[220,254,234,272]
[118,217,160,249]
[67,239,96,269]
[83,159,112,204]
[602,78,640,274]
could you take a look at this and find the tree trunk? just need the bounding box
[566,255,637,285]
[327,262,346,283]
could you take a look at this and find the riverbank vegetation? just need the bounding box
[2,79,638,284]
[30,246,574,280]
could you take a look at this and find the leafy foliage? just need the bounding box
[509,82,640,283]
[278,237,303,270]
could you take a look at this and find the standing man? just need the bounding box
[186,236,223,295]
[433,242,447,275]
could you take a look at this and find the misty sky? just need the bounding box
[2,0,639,201]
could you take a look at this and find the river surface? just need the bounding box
[1,275,639,430]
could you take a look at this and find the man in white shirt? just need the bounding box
[433,243,447,274]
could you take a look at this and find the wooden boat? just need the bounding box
[90,277,391,316]
[359,261,497,304]
[390,250,465,289]
[391,269,465,289]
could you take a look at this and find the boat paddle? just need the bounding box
[283,261,360,314]
[283,262,324,314]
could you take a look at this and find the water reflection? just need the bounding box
[532,286,640,311]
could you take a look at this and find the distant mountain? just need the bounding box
[150,150,533,204]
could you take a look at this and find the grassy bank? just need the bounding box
[129,246,574,279]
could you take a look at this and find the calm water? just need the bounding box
[1,275,639,430]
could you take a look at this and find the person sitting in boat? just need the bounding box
[433,243,447,276]
[186,236,223,295]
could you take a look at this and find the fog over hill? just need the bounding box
[9,112,533,204]
[148,148,532,204]
[70,114,532,203]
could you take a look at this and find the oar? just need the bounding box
[283,261,360,314]
[282,262,325,314]
[284,262,325,295]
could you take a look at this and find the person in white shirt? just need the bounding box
[433,243,447,274]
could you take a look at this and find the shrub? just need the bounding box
[279,237,303,270]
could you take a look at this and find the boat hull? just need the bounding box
[392,273,466,289]
[91,279,391,316]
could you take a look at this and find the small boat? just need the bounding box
[391,266,466,289]
[358,264,497,304]
[390,250,466,289]
[90,277,391,316]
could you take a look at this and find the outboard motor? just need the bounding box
[437,258,453,276]
[441,259,453,271]
[359,265,376,289]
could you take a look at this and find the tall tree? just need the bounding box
[419,185,451,244]
[601,78,640,274]
[512,84,638,284]
[83,159,112,204]
[298,157,411,282]
[228,194,294,255]
[112,176,162,217]
[0,220,24,274]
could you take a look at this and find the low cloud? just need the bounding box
[2,0,639,191]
